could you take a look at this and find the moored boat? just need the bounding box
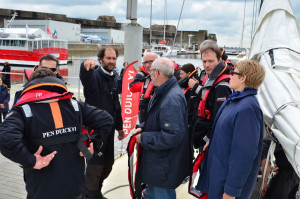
[0,28,68,66]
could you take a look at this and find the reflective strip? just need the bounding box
[216,81,229,87]
[71,99,79,112]
[49,102,63,129]
[21,104,32,118]
[195,85,202,94]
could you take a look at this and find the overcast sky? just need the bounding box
[1,0,299,47]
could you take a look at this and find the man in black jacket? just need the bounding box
[0,69,114,199]
[80,47,124,199]
[188,41,232,149]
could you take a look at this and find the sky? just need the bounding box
[0,0,299,48]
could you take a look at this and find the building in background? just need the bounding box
[4,19,81,42]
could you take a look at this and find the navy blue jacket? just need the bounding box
[0,86,10,113]
[198,88,264,198]
[139,76,190,189]
[80,63,122,130]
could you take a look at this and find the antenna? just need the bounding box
[6,12,18,28]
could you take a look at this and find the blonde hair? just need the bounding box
[235,60,265,89]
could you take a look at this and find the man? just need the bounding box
[80,47,124,199]
[188,41,232,149]
[13,54,65,105]
[0,68,114,199]
[129,52,159,123]
[133,57,190,199]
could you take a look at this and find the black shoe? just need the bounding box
[98,192,108,199]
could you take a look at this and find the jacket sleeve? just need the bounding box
[3,89,10,105]
[140,97,187,150]
[79,61,98,95]
[129,72,147,93]
[0,109,36,169]
[224,105,263,197]
[79,102,114,136]
[115,98,123,131]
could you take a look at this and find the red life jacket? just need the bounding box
[183,87,191,95]
[198,74,230,119]
[137,65,154,100]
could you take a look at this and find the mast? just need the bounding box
[163,0,166,42]
[150,0,152,51]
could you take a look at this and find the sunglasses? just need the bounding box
[41,66,57,72]
[230,71,242,76]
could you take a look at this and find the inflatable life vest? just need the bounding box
[14,76,96,160]
[198,74,231,119]
[127,133,143,199]
[188,151,208,198]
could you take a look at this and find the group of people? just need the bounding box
[0,40,294,199]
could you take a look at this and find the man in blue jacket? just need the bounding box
[134,57,190,199]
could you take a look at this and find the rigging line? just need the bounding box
[254,0,259,32]
[171,0,186,52]
[251,0,256,40]
[240,0,247,48]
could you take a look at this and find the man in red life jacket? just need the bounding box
[188,40,232,150]
[129,52,159,123]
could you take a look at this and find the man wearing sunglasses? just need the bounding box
[13,54,65,105]
[129,52,159,124]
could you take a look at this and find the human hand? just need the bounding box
[203,141,210,151]
[223,193,235,199]
[118,130,125,140]
[132,128,142,135]
[80,142,94,157]
[272,164,279,175]
[188,78,198,89]
[84,59,97,71]
[33,146,57,170]
[136,134,141,143]
[0,104,4,109]
[259,182,268,197]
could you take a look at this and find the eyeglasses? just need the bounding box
[41,66,57,72]
[231,71,241,76]
[142,60,154,65]
[149,68,157,72]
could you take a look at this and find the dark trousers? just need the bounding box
[85,128,115,198]
[264,169,299,199]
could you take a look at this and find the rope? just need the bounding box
[240,0,247,48]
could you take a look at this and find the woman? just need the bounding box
[198,60,265,199]
[0,78,10,122]
[178,63,198,125]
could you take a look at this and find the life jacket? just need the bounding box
[138,65,153,100]
[198,73,231,119]
[14,76,96,160]
[188,151,208,198]
[127,133,143,199]
[183,87,191,95]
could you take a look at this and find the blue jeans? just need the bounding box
[147,185,176,199]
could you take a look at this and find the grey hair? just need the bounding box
[152,57,174,78]
[200,40,218,53]
[144,52,160,59]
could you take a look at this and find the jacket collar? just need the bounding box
[154,76,177,98]
[98,66,115,78]
[139,65,149,75]
[226,88,257,102]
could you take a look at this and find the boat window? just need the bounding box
[42,40,48,48]
[38,41,42,49]
[28,41,33,51]
[0,40,2,46]
[20,40,25,47]
[3,40,10,46]
[49,40,54,48]
[33,41,37,49]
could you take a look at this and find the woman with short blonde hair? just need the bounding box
[198,60,266,199]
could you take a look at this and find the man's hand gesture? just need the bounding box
[84,59,97,71]
[33,146,57,170]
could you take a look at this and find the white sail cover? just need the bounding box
[249,0,300,176]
